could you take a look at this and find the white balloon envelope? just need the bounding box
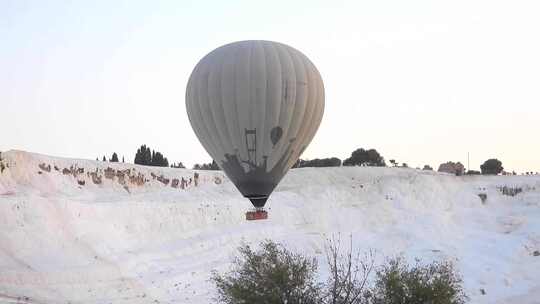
[186,40,325,209]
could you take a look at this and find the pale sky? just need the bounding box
[1,0,539,172]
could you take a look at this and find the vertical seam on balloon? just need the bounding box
[188,61,208,154]
[284,49,314,170]
[289,59,319,166]
[232,44,242,161]
[267,42,282,133]
[233,43,250,165]
[193,61,213,157]
[279,44,299,163]
[300,60,321,157]
[212,47,234,160]
[272,43,296,163]
[221,44,241,158]
[310,59,325,140]
[298,58,324,162]
[259,40,268,169]
[248,41,255,132]
[197,54,221,160]
[191,57,218,159]
[265,42,283,170]
[287,48,310,158]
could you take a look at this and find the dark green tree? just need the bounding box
[480,159,503,175]
[144,147,151,165]
[134,145,169,167]
[371,257,466,304]
[134,145,149,165]
[102,156,106,162]
[212,240,320,304]
[151,151,169,167]
[110,152,119,162]
[343,148,386,167]
[422,165,433,171]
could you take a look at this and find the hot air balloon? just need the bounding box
[186,40,324,220]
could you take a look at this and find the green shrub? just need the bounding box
[211,240,320,304]
[371,257,466,304]
[212,241,467,304]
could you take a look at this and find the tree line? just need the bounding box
[97,145,512,175]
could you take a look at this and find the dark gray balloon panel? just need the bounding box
[186,40,325,208]
[220,128,302,207]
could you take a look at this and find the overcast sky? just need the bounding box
[1,0,539,172]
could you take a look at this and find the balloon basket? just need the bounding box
[246,209,268,221]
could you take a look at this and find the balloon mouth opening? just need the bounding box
[246,195,268,208]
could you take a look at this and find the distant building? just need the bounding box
[438,161,465,176]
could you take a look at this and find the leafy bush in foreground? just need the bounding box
[211,240,320,304]
[371,257,466,304]
[212,240,467,304]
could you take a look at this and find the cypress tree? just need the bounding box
[111,152,119,162]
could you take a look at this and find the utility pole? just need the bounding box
[467,152,470,172]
